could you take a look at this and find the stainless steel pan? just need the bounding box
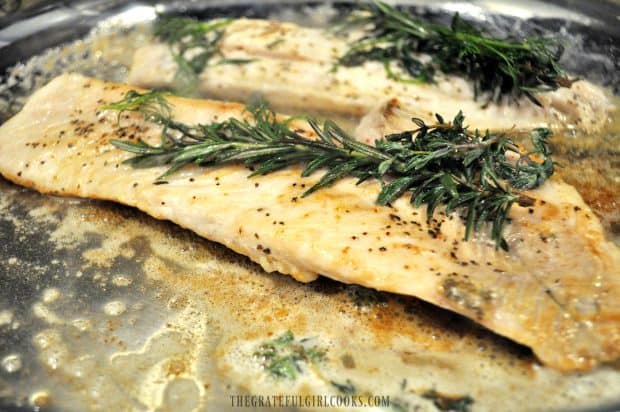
[0,1,619,411]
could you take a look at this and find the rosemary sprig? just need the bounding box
[336,1,573,104]
[253,331,326,379]
[154,16,253,89]
[104,90,554,249]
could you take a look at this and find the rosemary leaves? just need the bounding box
[336,1,573,104]
[105,90,554,249]
[154,16,252,89]
[254,331,326,379]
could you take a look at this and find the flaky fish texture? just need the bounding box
[1,74,619,371]
[128,18,614,133]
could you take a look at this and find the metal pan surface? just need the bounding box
[0,1,619,411]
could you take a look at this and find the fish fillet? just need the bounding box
[128,18,614,133]
[0,74,619,372]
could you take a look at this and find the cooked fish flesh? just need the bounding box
[128,18,614,133]
[0,74,618,372]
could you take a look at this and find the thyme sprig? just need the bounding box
[154,16,253,84]
[104,90,554,249]
[337,1,573,104]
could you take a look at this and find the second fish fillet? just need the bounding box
[128,18,614,133]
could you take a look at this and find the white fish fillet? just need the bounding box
[0,74,619,372]
[128,18,614,133]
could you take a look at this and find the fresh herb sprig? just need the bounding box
[104,90,554,249]
[253,331,326,380]
[154,16,253,88]
[336,1,573,104]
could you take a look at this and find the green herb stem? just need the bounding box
[104,90,554,249]
[153,15,253,91]
[253,331,326,380]
[336,1,573,104]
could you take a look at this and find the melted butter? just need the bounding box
[549,96,620,244]
[0,186,618,411]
